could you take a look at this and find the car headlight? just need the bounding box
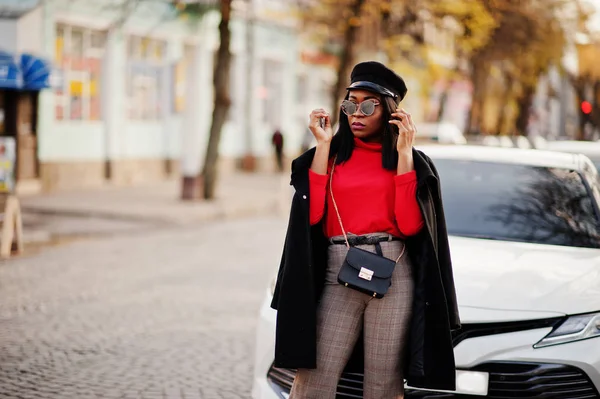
[534,312,600,348]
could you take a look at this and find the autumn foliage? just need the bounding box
[297,0,592,136]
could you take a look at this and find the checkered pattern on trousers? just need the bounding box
[289,239,414,399]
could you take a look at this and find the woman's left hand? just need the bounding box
[389,108,417,155]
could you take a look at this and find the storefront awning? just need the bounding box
[0,51,22,89]
[0,0,40,18]
[0,50,51,90]
[20,53,51,90]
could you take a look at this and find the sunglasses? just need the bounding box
[340,99,380,117]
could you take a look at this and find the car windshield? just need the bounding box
[433,159,600,249]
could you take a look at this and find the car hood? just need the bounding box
[450,236,600,318]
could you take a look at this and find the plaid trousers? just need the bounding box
[290,239,414,399]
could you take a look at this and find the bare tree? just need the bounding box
[201,0,233,200]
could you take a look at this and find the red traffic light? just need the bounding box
[581,101,592,114]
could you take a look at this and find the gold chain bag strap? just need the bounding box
[329,156,405,298]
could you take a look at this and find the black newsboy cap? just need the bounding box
[346,61,407,102]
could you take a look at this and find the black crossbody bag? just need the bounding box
[329,157,405,299]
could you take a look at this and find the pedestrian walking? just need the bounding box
[272,129,285,172]
[270,61,460,399]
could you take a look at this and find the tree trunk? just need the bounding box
[572,77,586,140]
[466,56,487,135]
[593,80,600,129]
[496,74,513,135]
[514,86,535,136]
[330,0,366,127]
[436,81,451,123]
[496,96,510,136]
[202,0,232,200]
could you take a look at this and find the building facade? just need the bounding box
[0,0,334,193]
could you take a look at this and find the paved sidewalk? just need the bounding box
[0,217,287,398]
[20,172,292,227]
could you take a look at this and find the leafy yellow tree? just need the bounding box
[573,39,600,139]
[466,0,573,135]
[381,0,496,121]
[570,0,600,139]
[297,0,496,123]
[297,0,375,123]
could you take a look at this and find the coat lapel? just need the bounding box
[412,149,438,248]
[412,148,436,187]
[290,148,316,192]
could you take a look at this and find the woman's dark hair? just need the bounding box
[331,93,400,170]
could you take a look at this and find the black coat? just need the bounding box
[270,146,461,391]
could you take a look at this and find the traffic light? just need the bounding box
[581,101,592,115]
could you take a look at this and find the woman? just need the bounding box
[271,61,460,399]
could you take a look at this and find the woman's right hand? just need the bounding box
[309,109,333,144]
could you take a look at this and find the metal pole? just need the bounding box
[242,0,255,171]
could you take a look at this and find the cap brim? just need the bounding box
[346,81,398,100]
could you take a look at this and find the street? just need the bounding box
[0,216,287,399]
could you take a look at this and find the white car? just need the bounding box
[252,145,600,399]
[545,140,600,172]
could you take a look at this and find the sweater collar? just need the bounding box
[353,137,382,152]
[290,144,437,189]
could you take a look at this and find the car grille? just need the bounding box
[267,362,600,399]
[268,365,365,398]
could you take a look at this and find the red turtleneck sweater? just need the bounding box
[309,138,424,238]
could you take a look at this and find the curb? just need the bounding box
[21,198,283,227]
[21,206,171,225]
[23,230,52,245]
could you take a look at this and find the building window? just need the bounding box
[261,59,284,128]
[227,54,238,122]
[127,36,166,120]
[172,47,193,115]
[296,74,308,104]
[55,24,105,121]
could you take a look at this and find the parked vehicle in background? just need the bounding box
[415,122,467,145]
[479,135,543,149]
